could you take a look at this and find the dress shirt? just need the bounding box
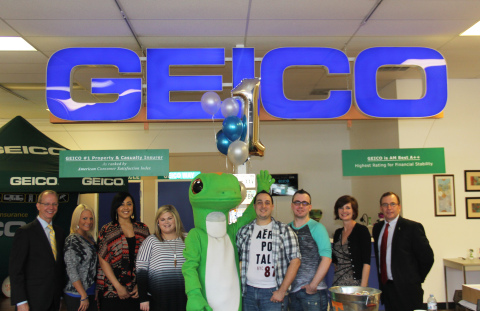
[377,215,399,281]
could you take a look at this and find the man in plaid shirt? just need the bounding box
[236,190,301,310]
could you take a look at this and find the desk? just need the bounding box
[444,258,480,309]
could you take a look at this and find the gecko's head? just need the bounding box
[189,173,244,211]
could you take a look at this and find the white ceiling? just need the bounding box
[0,0,479,120]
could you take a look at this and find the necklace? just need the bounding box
[163,237,178,267]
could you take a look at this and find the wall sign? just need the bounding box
[46,47,447,121]
[59,149,169,178]
[342,148,445,176]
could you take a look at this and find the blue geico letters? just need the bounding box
[46,48,142,121]
[46,47,448,121]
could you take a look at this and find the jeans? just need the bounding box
[242,285,284,311]
[288,288,328,311]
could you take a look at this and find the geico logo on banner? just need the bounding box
[82,177,125,186]
[10,177,58,186]
[0,146,66,155]
[46,47,448,121]
[0,221,26,237]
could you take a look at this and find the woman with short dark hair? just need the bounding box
[332,195,371,287]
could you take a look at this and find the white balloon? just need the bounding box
[201,92,221,115]
[221,97,240,117]
[227,141,249,166]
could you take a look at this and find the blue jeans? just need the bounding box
[288,288,328,311]
[242,285,284,311]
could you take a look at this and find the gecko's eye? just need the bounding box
[192,178,203,194]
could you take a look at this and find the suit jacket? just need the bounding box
[372,217,434,304]
[9,218,66,310]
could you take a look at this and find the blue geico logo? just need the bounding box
[46,47,447,121]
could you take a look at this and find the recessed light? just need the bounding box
[0,37,36,51]
[460,21,480,36]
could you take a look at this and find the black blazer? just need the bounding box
[9,218,66,310]
[372,217,434,306]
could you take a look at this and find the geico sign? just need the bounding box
[10,177,58,186]
[0,146,66,155]
[46,47,447,121]
[82,177,125,186]
[0,221,26,237]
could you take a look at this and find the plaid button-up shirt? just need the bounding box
[236,217,301,295]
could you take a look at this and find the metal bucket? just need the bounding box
[329,286,382,311]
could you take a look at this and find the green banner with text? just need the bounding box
[59,149,169,177]
[342,148,445,176]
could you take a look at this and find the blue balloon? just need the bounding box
[240,115,247,142]
[216,130,231,155]
[222,116,243,141]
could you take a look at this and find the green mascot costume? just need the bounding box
[182,170,274,311]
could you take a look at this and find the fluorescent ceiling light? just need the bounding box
[0,37,36,51]
[461,21,480,36]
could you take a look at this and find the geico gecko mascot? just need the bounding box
[182,170,275,311]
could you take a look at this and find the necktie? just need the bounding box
[380,223,389,285]
[47,224,57,260]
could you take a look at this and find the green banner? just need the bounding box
[59,149,169,178]
[342,148,445,176]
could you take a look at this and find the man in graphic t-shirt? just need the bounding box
[288,189,332,311]
[237,190,301,310]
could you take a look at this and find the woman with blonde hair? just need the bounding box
[136,205,187,311]
[63,204,98,311]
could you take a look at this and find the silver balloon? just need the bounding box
[232,78,265,156]
[227,140,249,166]
[201,91,221,115]
[239,181,247,202]
[221,97,240,117]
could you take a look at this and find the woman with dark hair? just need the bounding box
[332,195,371,287]
[136,205,187,311]
[97,192,150,310]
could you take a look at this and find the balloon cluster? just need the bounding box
[200,92,249,166]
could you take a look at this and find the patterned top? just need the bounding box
[332,238,359,286]
[236,217,301,295]
[136,234,187,310]
[64,233,98,295]
[289,219,332,292]
[97,221,150,298]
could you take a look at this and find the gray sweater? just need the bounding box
[63,233,97,295]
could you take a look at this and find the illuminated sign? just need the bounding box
[46,47,447,121]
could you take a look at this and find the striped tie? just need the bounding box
[47,224,57,260]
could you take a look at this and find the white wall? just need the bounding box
[397,79,480,303]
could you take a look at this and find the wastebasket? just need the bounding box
[329,286,382,311]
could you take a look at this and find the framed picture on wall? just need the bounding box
[433,174,456,216]
[466,197,480,219]
[464,170,480,191]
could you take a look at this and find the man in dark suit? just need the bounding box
[9,190,66,311]
[372,192,434,311]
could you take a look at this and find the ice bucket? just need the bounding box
[329,286,381,311]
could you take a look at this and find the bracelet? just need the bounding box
[80,297,88,302]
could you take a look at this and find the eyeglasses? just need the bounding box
[293,201,310,207]
[40,202,58,207]
[381,202,398,208]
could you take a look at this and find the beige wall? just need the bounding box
[397,79,480,302]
